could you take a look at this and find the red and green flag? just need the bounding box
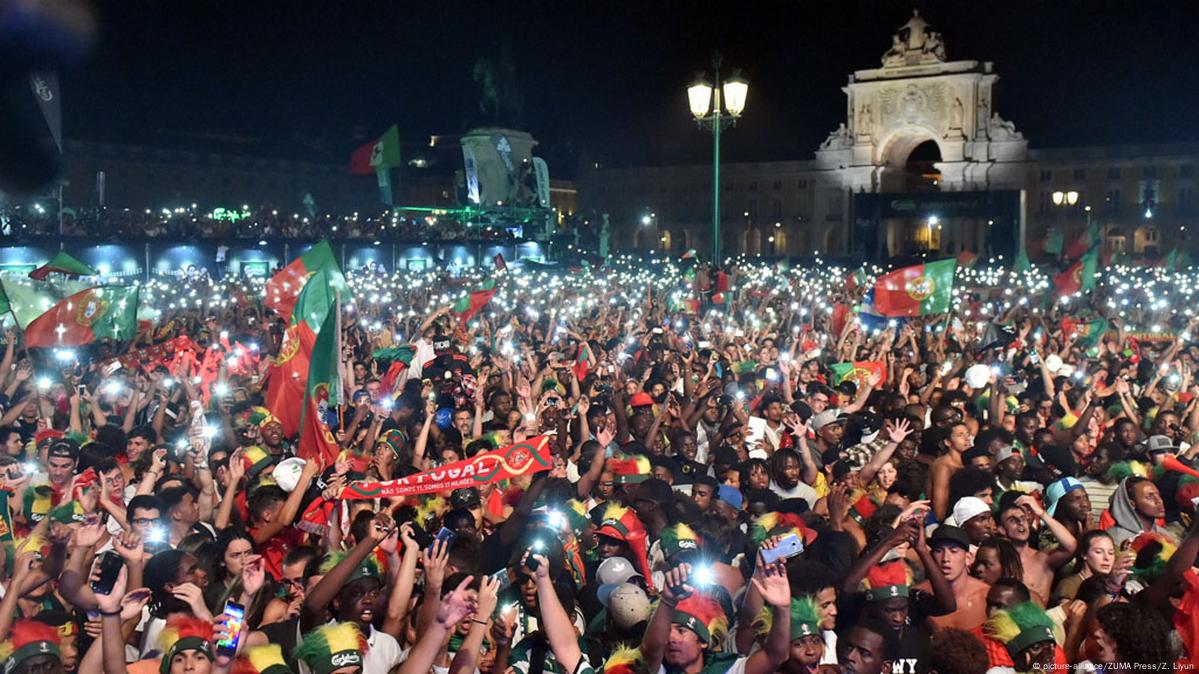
[264,240,346,324]
[1076,318,1109,348]
[23,285,139,348]
[0,278,93,328]
[265,266,343,437]
[1054,248,1097,297]
[830,361,887,387]
[872,259,956,317]
[846,266,868,293]
[28,251,95,280]
[348,124,402,175]
[297,298,342,466]
[452,279,497,325]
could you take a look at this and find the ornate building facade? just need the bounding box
[578,11,1198,261]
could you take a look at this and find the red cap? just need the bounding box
[629,392,654,408]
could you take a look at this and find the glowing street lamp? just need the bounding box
[687,53,748,264]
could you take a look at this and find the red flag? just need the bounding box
[298,394,340,467]
[573,343,591,382]
[832,303,851,337]
[265,323,316,438]
[348,141,376,175]
[1054,259,1084,296]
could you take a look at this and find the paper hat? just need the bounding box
[672,594,728,647]
[608,454,651,484]
[0,620,61,673]
[294,623,368,674]
[659,523,701,560]
[595,504,652,588]
[1131,531,1178,584]
[860,559,913,602]
[754,594,823,642]
[602,646,643,674]
[230,645,295,674]
[983,601,1058,659]
[319,550,382,585]
[157,617,214,674]
[242,446,276,482]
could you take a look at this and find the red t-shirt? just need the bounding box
[251,525,306,580]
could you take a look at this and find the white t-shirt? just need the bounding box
[409,338,437,379]
[769,479,819,508]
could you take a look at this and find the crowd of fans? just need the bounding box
[3,205,521,242]
[0,256,1193,674]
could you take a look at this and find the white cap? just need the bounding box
[272,457,307,492]
[952,497,991,526]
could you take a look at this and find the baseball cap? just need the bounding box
[629,392,655,408]
[716,485,743,510]
[450,487,482,510]
[995,445,1019,464]
[47,439,80,460]
[272,458,306,493]
[1045,476,1086,517]
[596,556,642,586]
[604,583,652,630]
[951,497,991,527]
[1145,435,1179,455]
[810,409,849,432]
[928,525,972,550]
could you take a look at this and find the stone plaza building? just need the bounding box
[578,11,1198,262]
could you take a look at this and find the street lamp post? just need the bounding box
[1052,190,1088,248]
[688,53,748,265]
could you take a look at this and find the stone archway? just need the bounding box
[875,126,946,192]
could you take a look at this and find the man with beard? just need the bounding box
[996,495,1076,605]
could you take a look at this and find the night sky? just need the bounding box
[65,1,1199,178]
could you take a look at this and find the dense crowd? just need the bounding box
[4,205,519,241]
[0,256,1196,674]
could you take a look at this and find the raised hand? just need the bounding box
[113,531,145,563]
[435,575,479,628]
[885,418,913,444]
[661,563,695,602]
[95,566,129,615]
[420,538,451,590]
[751,554,791,608]
[241,554,266,596]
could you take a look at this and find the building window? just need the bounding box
[1073,168,1086,180]
[797,179,808,189]
[1180,188,1196,214]
[1039,170,1052,182]
[771,199,783,220]
[1183,164,1196,179]
[1106,189,1120,213]
[749,181,758,192]
[1143,166,1157,179]
[772,180,782,191]
[1107,167,1121,180]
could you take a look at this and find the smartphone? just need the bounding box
[490,567,512,591]
[432,526,456,550]
[760,533,804,565]
[91,551,124,596]
[215,600,245,657]
[408,525,433,549]
[77,384,88,398]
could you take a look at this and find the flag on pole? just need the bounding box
[28,251,95,280]
[846,266,868,293]
[1044,228,1064,259]
[0,278,93,329]
[872,259,956,317]
[264,241,346,324]
[297,297,342,466]
[348,125,401,174]
[452,279,497,325]
[1054,248,1097,297]
[23,285,139,347]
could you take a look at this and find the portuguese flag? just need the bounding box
[1054,248,1097,297]
[28,251,95,280]
[266,267,342,438]
[23,285,139,347]
[872,259,956,317]
[0,278,93,329]
[297,297,342,466]
[264,240,346,324]
[830,361,887,387]
[452,279,496,325]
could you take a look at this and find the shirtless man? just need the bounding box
[917,525,990,631]
[996,495,1077,605]
[927,422,971,522]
